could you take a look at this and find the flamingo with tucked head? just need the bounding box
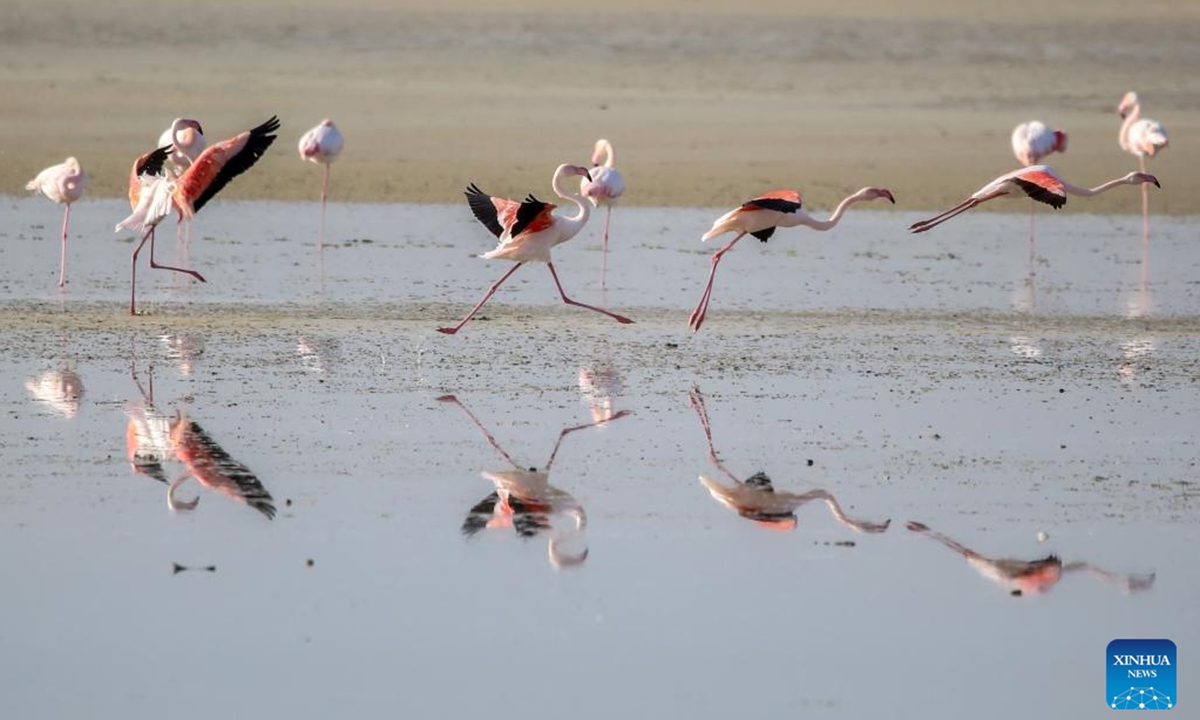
[439,163,635,335]
[25,157,87,288]
[579,138,625,259]
[1011,121,1067,167]
[908,165,1159,234]
[689,185,894,332]
[298,118,344,248]
[157,118,206,174]
[1118,92,1169,236]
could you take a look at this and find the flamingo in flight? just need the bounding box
[438,163,635,335]
[908,165,1159,234]
[907,521,1155,597]
[1118,92,1169,236]
[298,118,344,248]
[25,157,88,288]
[117,115,280,315]
[580,138,625,260]
[689,387,890,533]
[688,185,894,332]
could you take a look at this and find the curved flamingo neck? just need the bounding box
[801,190,873,231]
[1062,175,1139,197]
[552,166,591,233]
[1120,101,1140,151]
[597,140,615,168]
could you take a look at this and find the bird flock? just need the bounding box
[22,92,1167,329]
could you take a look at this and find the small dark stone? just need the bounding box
[306,558,314,568]
[806,459,814,467]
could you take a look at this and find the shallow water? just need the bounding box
[1,198,1197,718]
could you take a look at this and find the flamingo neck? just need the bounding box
[599,141,615,168]
[1120,102,1140,151]
[1063,176,1137,197]
[800,191,870,231]
[552,167,591,235]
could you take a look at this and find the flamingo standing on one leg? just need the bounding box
[688,185,894,332]
[1117,92,1169,238]
[1011,120,1067,264]
[25,157,88,288]
[909,165,1159,234]
[298,119,344,249]
[117,116,280,315]
[579,138,625,270]
[438,163,636,335]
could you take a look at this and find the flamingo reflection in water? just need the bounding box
[907,521,1155,597]
[125,362,275,519]
[439,394,630,568]
[577,366,623,425]
[689,387,890,533]
[26,365,85,419]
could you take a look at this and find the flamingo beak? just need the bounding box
[1149,176,1161,188]
[192,121,204,134]
[883,190,896,204]
[583,169,593,182]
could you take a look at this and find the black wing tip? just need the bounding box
[253,115,281,137]
[464,182,487,197]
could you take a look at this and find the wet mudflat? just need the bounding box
[1,198,1198,718]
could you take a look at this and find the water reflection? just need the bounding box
[126,363,275,519]
[907,521,1155,597]
[578,365,623,425]
[160,333,205,376]
[298,336,340,374]
[26,365,85,418]
[689,387,890,533]
[439,394,631,568]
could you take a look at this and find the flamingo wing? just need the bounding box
[183,116,280,214]
[172,418,276,519]
[464,183,516,238]
[742,189,802,214]
[128,146,172,208]
[510,194,556,238]
[1012,169,1066,209]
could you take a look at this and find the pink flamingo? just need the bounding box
[689,185,894,332]
[168,410,276,519]
[298,118,344,248]
[25,157,88,288]
[909,165,1159,234]
[438,163,635,335]
[579,138,625,258]
[1118,92,1169,237]
[1011,121,1068,267]
[117,116,280,315]
[157,118,207,174]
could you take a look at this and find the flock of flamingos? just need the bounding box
[22,91,1168,329]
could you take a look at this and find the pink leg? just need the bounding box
[544,410,632,471]
[130,229,154,315]
[438,263,524,335]
[436,394,522,468]
[319,163,330,250]
[57,202,70,286]
[1140,156,1149,240]
[547,262,634,325]
[688,232,746,332]
[149,229,206,283]
[687,386,740,483]
[909,196,985,233]
[600,205,611,288]
[1027,201,1037,276]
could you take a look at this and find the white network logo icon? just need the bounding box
[1111,687,1174,710]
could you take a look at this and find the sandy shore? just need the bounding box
[2,0,1197,212]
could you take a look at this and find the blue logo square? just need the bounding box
[1108,639,1177,710]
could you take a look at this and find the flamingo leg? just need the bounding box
[436,394,522,469]
[57,202,70,286]
[687,386,740,484]
[600,205,611,288]
[1140,155,1149,240]
[149,228,206,283]
[1028,201,1037,276]
[130,228,154,315]
[910,196,994,234]
[546,262,634,325]
[688,232,746,332]
[602,205,612,256]
[438,262,524,335]
[906,521,983,561]
[544,410,632,471]
[319,162,330,250]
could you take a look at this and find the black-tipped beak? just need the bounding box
[195,122,204,135]
[1153,178,1162,188]
[584,169,593,182]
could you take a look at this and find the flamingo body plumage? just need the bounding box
[1118,92,1168,159]
[579,139,624,256]
[157,118,206,173]
[25,156,88,287]
[909,165,1159,234]
[1011,121,1067,166]
[689,186,895,331]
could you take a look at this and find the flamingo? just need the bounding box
[689,185,894,332]
[25,157,88,288]
[298,118,344,249]
[1118,92,1169,237]
[1010,121,1067,271]
[909,165,1159,234]
[126,362,172,484]
[438,163,635,335]
[579,138,625,260]
[906,521,1155,597]
[440,394,629,567]
[689,387,890,533]
[117,116,280,315]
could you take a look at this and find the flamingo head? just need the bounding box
[561,164,592,182]
[320,118,336,128]
[1117,91,1139,119]
[861,187,895,204]
[1129,172,1160,188]
[1053,129,1068,154]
